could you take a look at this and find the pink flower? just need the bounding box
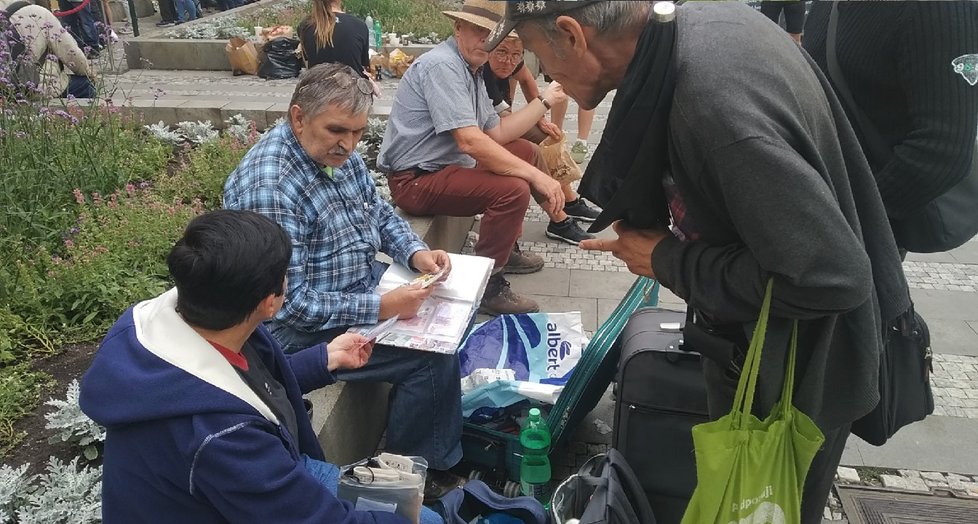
[72,188,85,205]
[125,183,136,197]
[91,192,103,205]
[64,239,74,249]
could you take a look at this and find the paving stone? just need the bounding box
[899,469,922,479]
[903,477,930,491]
[836,466,860,483]
[880,475,908,489]
[962,481,978,497]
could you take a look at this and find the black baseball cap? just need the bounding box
[484,1,600,50]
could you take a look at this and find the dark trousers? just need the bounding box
[702,356,849,524]
[157,0,177,23]
[760,0,808,34]
[58,0,101,49]
[61,75,96,98]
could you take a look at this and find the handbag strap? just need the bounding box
[779,320,800,417]
[826,1,892,166]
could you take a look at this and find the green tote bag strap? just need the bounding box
[729,279,801,428]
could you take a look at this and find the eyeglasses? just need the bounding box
[332,73,375,96]
[491,49,524,64]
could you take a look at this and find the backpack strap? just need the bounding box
[4,1,33,19]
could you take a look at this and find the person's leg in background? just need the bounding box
[760,0,805,44]
[782,0,807,44]
[156,0,177,26]
[569,108,594,164]
[63,75,97,98]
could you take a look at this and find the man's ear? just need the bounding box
[554,15,589,57]
[256,293,280,320]
[289,105,304,134]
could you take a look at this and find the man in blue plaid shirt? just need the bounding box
[224,64,464,499]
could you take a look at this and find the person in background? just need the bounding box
[489,2,910,522]
[79,209,433,523]
[1,0,95,98]
[484,32,600,225]
[759,0,807,44]
[299,0,369,76]
[803,1,978,254]
[551,104,594,165]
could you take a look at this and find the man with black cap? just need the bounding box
[486,2,911,523]
[378,0,596,317]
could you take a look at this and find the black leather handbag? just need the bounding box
[851,307,935,445]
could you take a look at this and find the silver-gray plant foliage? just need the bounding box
[176,120,220,145]
[44,380,105,461]
[0,464,33,524]
[15,457,101,524]
[144,120,183,146]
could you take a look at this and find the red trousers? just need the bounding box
[387,139,545,268]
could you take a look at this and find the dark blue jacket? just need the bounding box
[80,289,405,524]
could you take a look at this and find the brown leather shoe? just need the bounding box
[502,243,544,274]
[479,274,540,316]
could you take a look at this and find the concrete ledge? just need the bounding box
[127,38,230,71]
[307,382,391,467]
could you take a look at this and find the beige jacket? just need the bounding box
[2,0,91,96]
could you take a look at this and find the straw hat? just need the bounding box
[442,0,506,32]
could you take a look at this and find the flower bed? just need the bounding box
[163,0,454,42]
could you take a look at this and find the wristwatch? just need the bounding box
[536,95,552,110]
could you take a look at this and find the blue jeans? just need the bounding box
[175,0,197,21]
[58,0,100,50]
[303,456,444,524]
[270,262,463,471]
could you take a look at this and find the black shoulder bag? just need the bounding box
[825,1,978,254]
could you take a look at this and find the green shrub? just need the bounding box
[345,0,455,39]
[0,103,170,253]
[41,188,200,335]
[0,364,54,457]
[155,135,254,210]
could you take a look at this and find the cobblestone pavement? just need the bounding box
[904,261,978,292]
[932,354,978,419]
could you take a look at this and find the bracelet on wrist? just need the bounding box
[537,95,551,110]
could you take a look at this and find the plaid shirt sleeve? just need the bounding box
[348,155,428,267]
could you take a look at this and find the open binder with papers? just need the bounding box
[354,253,494,354]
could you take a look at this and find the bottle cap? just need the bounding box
[653,2,676,23]
[529,407,541,418]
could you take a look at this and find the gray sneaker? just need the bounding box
[546,218,594,246]
[502,243,544,274]
[479,274,540,316]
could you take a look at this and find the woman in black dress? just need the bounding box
[299,0,370,76]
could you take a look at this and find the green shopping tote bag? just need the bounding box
[681,280,824,524]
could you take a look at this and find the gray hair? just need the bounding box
[289,63,373,119]
[516,1,651,47]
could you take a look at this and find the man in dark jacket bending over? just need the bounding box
[485,2,910,523]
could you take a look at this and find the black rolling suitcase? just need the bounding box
[613,308,709,524]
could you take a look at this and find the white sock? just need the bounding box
[574,138,588,147]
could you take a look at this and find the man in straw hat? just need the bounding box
[378,0,595,317]
[486,2,912,523]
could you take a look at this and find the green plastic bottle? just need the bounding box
[373,19,383,49]
[519,408,552,503]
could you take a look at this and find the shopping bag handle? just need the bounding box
[730,278,801,427]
